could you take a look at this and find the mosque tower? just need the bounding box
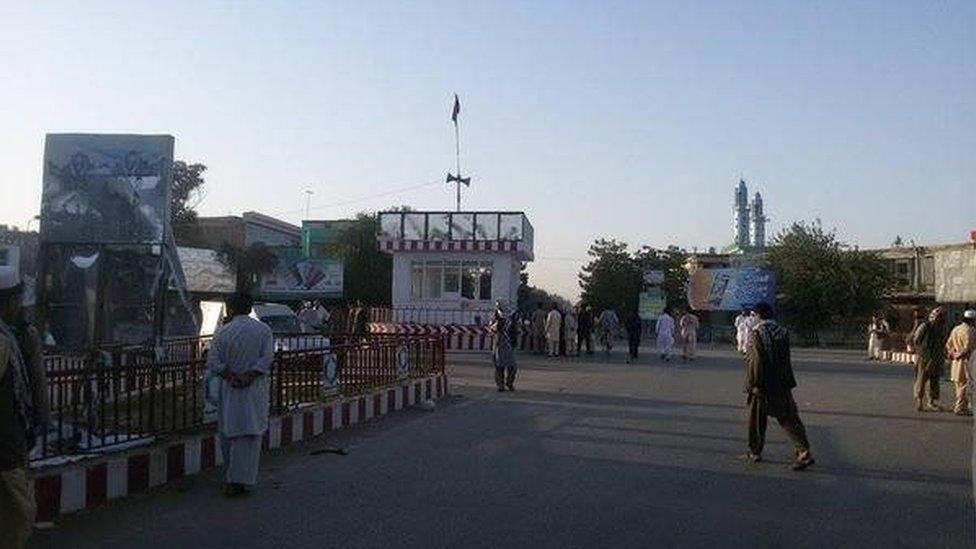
[750,191,767,249]
[733,179,751,249]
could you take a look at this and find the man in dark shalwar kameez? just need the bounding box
[742,303,815,471]
[489,300,517,392]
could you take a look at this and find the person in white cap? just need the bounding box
[945,310,976,416]
[0,265,49,548]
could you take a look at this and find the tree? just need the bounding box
[578,239,642,313]
[170,160,206,237]
[331,212,393,305]
[766,220,894,342]
[215,241,279,294]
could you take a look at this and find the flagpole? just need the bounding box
[455,119,461,212]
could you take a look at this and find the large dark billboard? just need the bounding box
[40,134,174,245]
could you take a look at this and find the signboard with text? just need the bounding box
[687,268,776,311]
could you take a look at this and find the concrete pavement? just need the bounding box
[29,347,974,549]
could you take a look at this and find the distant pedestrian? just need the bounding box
[577,305,594,355]
[597,308,619,354]
[625,310,642,362]
[944,310,976,416]
[912,307,948,412]
[531,303,547,354]
[489,300,517,391]
[0,266,49,549]
[867,314,890,360]
[206,292,274,496]
[742,302,814,471]
[734,308,756,354]
[679,310,700,361]
[656,308,676,362]
[564,308,579,357]
[545,304,563,358]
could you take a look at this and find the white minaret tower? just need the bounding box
[733,179,751,249]
[750,191,766,249]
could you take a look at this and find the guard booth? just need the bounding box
[375,211,533,347]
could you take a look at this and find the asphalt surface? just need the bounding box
[30,346,974,549]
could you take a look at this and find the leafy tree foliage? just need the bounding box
[215,241,279,294]
[331,212,392,305]
[766,220,894,341]
[578,239,642,314]
[170,161,206,235]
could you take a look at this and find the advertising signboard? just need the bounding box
[638,269,666,320]
[935,249,976,303]
[41,134,174,244]
[687,268,776,311]
[260,248,343,299]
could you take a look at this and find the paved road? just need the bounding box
[30,347,974,549]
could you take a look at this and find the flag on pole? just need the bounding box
[451,94,460,124]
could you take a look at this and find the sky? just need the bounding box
[1,1,973,300]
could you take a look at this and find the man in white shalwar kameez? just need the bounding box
[206,293,274,496]
[735,309,756,354]
[545,305,563,358]
[656,308,676,362]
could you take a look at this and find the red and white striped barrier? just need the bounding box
[366,322,561,353]
[30,373,449,521]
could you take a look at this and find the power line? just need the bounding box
[273,178,443,217]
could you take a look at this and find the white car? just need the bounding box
[250,302,330,351]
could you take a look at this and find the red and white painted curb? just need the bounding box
[31,373,449,521]
[878,350,916,364]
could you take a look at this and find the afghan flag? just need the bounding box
[451,94,460,124]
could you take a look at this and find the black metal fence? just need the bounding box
[32,334,444,463]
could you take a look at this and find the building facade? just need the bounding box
[376,211,534,324]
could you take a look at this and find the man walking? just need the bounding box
[0,266,48,548]
[679,309,700,361]
[531,303,547,354]
[734,308,755,354]
[489,300,517,391]
[655,308,676,362]
[563,308,578,357]
[945,310,976,416]
[625,309,642,363]
[206,292,275,496]
[577,305,593,355]
[742,303,814,471]
[913,307,948,412]
[545,304,563,358]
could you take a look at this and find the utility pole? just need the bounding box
[304,189,313,220]
[446,94,470,211]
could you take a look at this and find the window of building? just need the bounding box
[425,261,443,299]
[409,259,492,301]
[410,261,424,300]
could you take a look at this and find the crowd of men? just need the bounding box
[515,303,702,363]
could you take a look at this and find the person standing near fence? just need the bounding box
[945,310,976,416]
[0,266,48,548]
[489,300,517,391]
[206,292,274,497]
